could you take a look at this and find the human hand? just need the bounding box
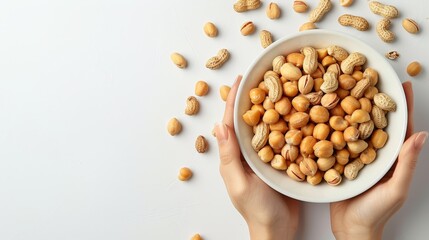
[214,75,300,240]
[330,81,428,240]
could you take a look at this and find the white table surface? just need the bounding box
[0,0,428,239]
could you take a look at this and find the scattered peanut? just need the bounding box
[233,0,261,12]
[309,0,332,23]
[402,18,420,34]
[369,1,399,19]
[195,81,209,96]
[185,96,200,115]
[385,51,399,60]
[266,2,281,19]
[407,61,422,77]
[293,1,308,13]
[339,0,353,7]
[195,135,209,153]
[241,21,256,36]
[170,52,187,69]
[260,30,273,48]
[203,22,218,37]
[338,14,370,31]
[206,49,230,70]
[190,234,203,240]
[178,167,193,181]
[167,117,182,136]
[299,22,317,31]
[376,19,395,43]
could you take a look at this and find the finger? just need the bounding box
[390,131,428,190]
[223,75,242,128]
[402,81,414,139]
[214,122,247,188]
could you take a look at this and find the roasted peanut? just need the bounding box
[309,0,332,23]
[344,158,364,180]
[340,0,353,7]
[314,140,334,158]
[407,61,422,77]
[359,120,375,140]
[178,167,193,181]
[167,117,182,136]
[206,49,230,69]
[307,170,323,185]
[271,154,287,170]
[281,144,299,162]
[266,2,281,19]
[281,63,302,81]
[258,145,275,162]
[360,147,377,164]
[170,52,187,69]
[369,1,399,19]
[324,168,342,185]
[299,22,317,31]
[195,135,209,153]
[293,1,308,13]
[243,109,262,126]
[252,122,270,151]
[195,81,209,96]
[300,157,318,176]
[185,96,200,115]
[347,140,368,154]
[234,0,261,12]
[376,18,395,42]
[374,93,396,112]
[331,130,346,150]
[338,14,370,31]
[292,95,310,112]
[402,18,420,34]
[263,109,280,124]
[371,129,388,149]
[287,163,306,181]
[203,22,218,37]
[260,30,273,48]
[240,21,256,36]
[313,123,330,140]
[301,47,318,74]
[341,52,366,75]
[265,75,283,103]
[298,75,315,94]
[309,105,330,123]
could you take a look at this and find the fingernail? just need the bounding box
[414,131,428,149]
[215,122,229,143]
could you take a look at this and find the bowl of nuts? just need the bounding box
[234,30,407,203]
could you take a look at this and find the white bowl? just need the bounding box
[234,30,407,203]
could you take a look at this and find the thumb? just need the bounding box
[214,122,247,187]
[391,131,428,190]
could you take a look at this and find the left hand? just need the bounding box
[214,75,300,240]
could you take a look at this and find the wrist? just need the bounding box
[248,222,296,240]
[333,226,383,240]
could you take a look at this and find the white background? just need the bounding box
[0,0,428,239]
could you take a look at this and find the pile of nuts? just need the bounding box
[242,45,397,185]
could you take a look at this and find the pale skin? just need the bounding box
[214,75,428,240]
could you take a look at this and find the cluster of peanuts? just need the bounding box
[242,45,397,186]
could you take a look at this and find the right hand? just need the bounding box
[330,81,428,240]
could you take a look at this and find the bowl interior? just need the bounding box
[234,30,407,203]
